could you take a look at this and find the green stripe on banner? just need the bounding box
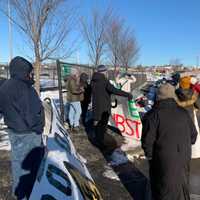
[128,100,140,119]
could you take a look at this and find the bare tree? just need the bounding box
[80,8,113,67]
[119,28,139,72]
[1,0,77,93]
[105,18,123,71]
[105,17,139,72]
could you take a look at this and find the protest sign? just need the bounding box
[109,78,142,151]
[110,98,142,141]
[30,99,102,200]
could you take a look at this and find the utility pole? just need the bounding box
[8,0,13,62]
[196,56,199,68]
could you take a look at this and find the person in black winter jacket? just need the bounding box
[0,78,6,120]
[0,59,44,133]
[0,77,6,86]
[80,72,91,125]
[91,65,133,149]
[0,56,45,199]
[142,83,197,200]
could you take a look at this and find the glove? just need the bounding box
[128,93,133,101]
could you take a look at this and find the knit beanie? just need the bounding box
[157,83,176,101]
[97,65,108,73]
[179,76,191,89]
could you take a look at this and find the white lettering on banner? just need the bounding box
[29,99,102,200]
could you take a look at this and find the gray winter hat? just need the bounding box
[157,83,176,101]
[97,65,108,73]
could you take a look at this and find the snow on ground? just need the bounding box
[0,119,10,151]
[40,79,58,89]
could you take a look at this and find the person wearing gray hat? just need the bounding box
[91,65,133,150]
[142,83,197,200]
[97,65,108,73]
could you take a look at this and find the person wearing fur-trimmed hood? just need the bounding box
[142,83,197,200]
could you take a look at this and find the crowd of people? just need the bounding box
[0,56,200,200]
[141,74,200,199]
[65,64,133,150]
[0,57,133,199]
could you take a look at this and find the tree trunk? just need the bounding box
[34,59,41,95]
[114,56,117,72]
[95,56,99,68]
[125,64,128,72]
[34,45,41,95]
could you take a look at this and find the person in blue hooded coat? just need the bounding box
[0,56,45,199]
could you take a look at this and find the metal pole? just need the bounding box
[8,0,13,62]
[56,59,65,123]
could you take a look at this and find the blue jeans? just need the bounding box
[7,129,42,197]
[68,102,82,127]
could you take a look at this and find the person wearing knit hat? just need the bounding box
[91,65,133,150]
[157,83,176,101]
[97,65,108,73]
[66,67,84,132]
[142,82,197,199]
[179,76,191,89]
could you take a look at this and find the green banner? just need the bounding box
[61,64,71,77]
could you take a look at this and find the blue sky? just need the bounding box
[1,0,200,66]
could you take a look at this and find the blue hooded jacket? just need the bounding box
[0,56,45,134]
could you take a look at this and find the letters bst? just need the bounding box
[112,114,141,139]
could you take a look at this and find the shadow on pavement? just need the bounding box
[84,119,152,200]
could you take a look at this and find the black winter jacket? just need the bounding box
[142,98,197,160]
[0,57,45,134]
[91,72,130,121]
[142,99,197,199]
